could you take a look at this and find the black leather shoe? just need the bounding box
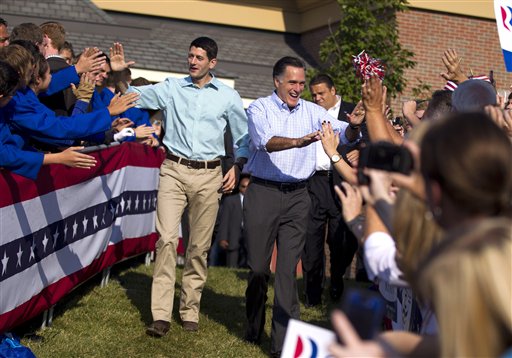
[146,320,170,337]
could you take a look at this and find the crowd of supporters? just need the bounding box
[1,16,511,358]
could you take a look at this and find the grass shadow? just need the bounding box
[200,280,271,355]
[117,264,184,327]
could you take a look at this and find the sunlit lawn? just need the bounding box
[16,257,359,358]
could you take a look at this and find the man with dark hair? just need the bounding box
[422,90,452,121]
[127,36,249,336]
[0,18,9,47]
[302,73,359,307]
[243,57,359,356]
[10,23,47,55]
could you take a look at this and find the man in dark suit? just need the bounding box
[301,74,360,307]
[217,174,250,267]
[39,21,76,116]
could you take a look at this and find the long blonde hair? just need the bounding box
[416,218,512,357]
[393,189,443,282]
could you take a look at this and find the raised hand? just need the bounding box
[440,48,467,83]
[320,121,339,156]
[75,47,106,74]
[109,42,135,72]
[107,92,139,116]
[347,101,365,126]
[71,73,95,102]
[362,75,384,114]
[334,183,363,222]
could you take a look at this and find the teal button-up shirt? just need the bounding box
[128,75,249,160]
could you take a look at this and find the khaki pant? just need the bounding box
[151,158,222,323]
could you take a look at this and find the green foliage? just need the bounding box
[314,0,415,102]
[411,78,432,100]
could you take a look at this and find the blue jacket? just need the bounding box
[5,87,112,150]
[0,108,43,179]
[91,89,155,142]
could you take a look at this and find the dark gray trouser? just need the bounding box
[244,182,311,355]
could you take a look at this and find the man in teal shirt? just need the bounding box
[126,37,249,336]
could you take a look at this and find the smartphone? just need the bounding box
[358,141,413,176]
[338,288,385,340]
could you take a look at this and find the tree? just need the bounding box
[312,0,415,102]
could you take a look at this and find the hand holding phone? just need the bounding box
[357,141,413,185]
[338,288,385,341]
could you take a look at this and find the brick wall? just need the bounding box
[397,8,512,105]
[301,8,512,113]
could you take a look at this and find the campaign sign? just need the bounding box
[281,319,336,358]
[494,0,512,71]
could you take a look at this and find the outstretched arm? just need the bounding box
[362,76,403,145]
[265,131,321,152]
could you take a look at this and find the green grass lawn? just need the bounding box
[17,257,350,358]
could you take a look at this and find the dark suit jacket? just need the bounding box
[40,57,77,116]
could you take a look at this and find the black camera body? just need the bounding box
[357,141,413,185]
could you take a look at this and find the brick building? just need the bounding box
[1,0,509,108]
[301,4,512,109]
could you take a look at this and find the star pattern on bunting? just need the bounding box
[0,191,158,279]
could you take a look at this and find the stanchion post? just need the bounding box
[101,266,111,288]
[40,310,48,329]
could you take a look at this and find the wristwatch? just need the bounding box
[330,153,341,163]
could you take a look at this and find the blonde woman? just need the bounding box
[416,218,512,357]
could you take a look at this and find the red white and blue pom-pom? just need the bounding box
[352,50,386,81]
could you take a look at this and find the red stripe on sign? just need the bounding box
[0,233,158,334]
[0,142,164,207]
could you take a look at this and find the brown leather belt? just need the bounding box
[166,152,221,169]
